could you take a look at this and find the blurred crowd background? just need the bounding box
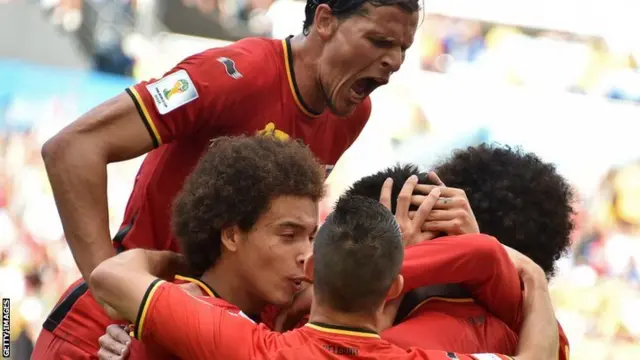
[1,0,639,359]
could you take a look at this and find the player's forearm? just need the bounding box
[513,270,559,360]
[90,249,181,322]
[42,135,114,282]
[401,235,517,292]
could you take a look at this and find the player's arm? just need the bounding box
[406,265,557,360]
[90,249,265,360]
[41,92,154,282]
[42,41,273,282]
[399,234,522,329]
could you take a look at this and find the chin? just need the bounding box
[269,292,295,307]
[327,99,356,117]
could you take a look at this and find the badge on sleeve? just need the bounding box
[146,69,199,115]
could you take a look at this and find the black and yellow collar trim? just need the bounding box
[305,321,380,338]
[282,36,322,118]
[174,275,220,298]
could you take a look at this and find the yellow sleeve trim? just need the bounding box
[134,279,165,340]
[126,86,163,147]
[174,275,216,298]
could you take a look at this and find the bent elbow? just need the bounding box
[89,262,114,303]
[471,234,506,263]
[41,133,66,165]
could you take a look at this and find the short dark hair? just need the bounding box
[343,164,426,214]
[434,144,575,278]
[302,0,420,35]
[172,136,326,276]
[313,195,403,313]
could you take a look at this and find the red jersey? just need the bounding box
[385,234,570,359]
[129,275,255,360]
[136,280,515,360]
[38,36,371,358]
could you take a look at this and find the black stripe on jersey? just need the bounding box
[125,87,159,148]
[394,284,472,324]
[43,281,89,332]
[134,278,164,340]
[284,37,322,116]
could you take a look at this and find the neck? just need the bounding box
[200,257,265,315]
[289,34,326,113]
[308,298,379,333]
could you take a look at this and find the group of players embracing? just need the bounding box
[32,0,574,357]
[43,136,575,360]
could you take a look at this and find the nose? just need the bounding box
[296,244,312,267]
[381,48,404,73]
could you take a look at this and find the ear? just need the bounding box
[313,4,338,40]
[220,226,241,253]
[303,253,315,282]
[385,274,404,300]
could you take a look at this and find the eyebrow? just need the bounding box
[276,221,316,232]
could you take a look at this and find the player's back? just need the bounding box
[383,300,518,354]
[270,323,410,360]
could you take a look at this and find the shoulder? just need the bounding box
[180,37,282,90]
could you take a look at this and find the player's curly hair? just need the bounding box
[345,145,575,279]
[434,143,575,278]
[172,136,326,276]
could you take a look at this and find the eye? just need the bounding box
[370,38,393,48]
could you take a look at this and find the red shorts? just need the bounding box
[32,328,96,360]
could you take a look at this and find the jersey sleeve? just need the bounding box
[135,280,275,360]
[400,234,523,330]
[405,348,515,360]
[126,40,276,147]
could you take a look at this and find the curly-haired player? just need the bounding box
[433,143,574,279]
[36,0,421,356]
[37,135,326,360]
[344,144,574,359]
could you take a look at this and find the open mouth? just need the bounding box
[350,77,386,101]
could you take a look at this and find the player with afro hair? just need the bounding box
[344,143,574,356]
[344,143,574,278]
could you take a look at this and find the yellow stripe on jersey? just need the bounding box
[174,275,216,298]
[406,296,475,318]
[134,279,165,340]
[305,323,380,339]
[127,86,163,146]
[281,39,320,118]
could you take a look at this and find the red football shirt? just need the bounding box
[137,280,515,360]
[128,275,255,360]
[40,36,371,357]
[385,235,570,359]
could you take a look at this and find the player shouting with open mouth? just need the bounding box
[33,0,420,358]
